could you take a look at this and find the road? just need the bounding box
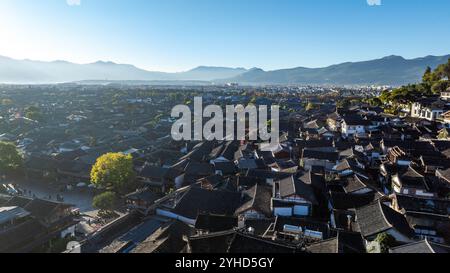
[3,180,95,214]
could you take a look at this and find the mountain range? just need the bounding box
[0,54,449,86]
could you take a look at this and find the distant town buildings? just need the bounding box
[1,84,450,254]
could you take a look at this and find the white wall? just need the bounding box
[293,205,310,216]
[273,207,292,217]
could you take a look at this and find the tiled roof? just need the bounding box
[356,200,414,238]
[390,239,450,253]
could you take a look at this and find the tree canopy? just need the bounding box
[25,106,43,121]
[379,58,450,105]
[93,191,117,212]
[90,153,136,194]
[375,232,397,253]
[0,142,23,175]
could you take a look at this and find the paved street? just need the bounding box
[4,180,95,214]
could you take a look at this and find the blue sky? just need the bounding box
[0,0,449,72]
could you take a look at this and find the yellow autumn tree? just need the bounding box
[90,153,136,194]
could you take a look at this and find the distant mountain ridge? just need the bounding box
[0,55,247,83]
[0,54,449,86]
[222,55,450,86]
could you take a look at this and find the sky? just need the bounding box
[0,0,449,72]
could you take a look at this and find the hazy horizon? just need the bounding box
[2,53,449,74]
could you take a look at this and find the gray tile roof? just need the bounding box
[356,200,414,238]
[390,239,450,253]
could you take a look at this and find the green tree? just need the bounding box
[422,66,439,85]
[376,59,450,104]
[93,191,117,212]
[422,66,432,82]
[90,153,136,193]
[432,80,450,94]
[379,90,392,104]
[375,233,397,253]
[25,106,43,121]
[0,142,23,175]
[436,58,450,79]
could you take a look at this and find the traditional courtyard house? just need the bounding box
[391,165,437,198]
[125,188,161,214]
[272,176,318,217]
[0,196,78,253]
[411,96,448,122]
[355,200,415,244]
[138,165,170,193]
[301,148,339,171]
[328,191,385,231]
[341,116,372,138]
[235,184,273,221]
[390,193,450,243]
[156,187,242,226]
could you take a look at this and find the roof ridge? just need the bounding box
[377,200,393,229]
[424,238,435,253]
[407,165,424,178]
[336,232,340,253]
[248,184,259,209]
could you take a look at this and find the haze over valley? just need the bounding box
[1,54,449,86]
